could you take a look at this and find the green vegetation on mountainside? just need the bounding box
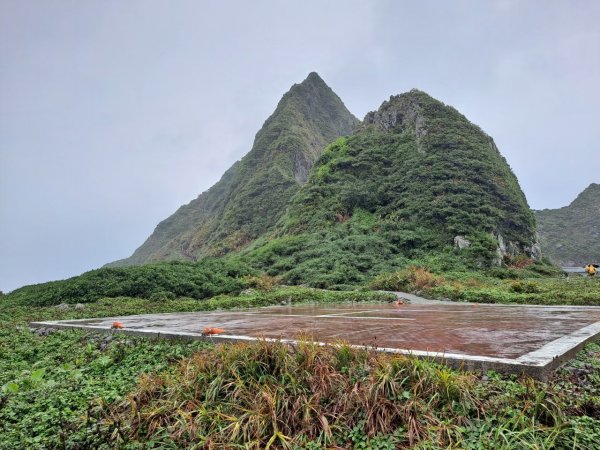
[4,259,253,307]
[535,183,600,266]
[243,91,537,287]
[110,72,358,266]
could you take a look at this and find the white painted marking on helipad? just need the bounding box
[241,313,416,321]
[323,309,383,316]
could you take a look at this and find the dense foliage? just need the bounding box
[535,183,600,266]
[286,93,534,243]
[370,265,600,305]
[238,91,537,287]
[4,259,253,306]
[111,83,539,286]
[110,72,358,266]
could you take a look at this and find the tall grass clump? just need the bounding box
[102,341,568,448]
[369,266,444,292]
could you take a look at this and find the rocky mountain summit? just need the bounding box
[535,183,600,266]
[109,73,358,266]
[241,89,539,286]
[111,76,539,282]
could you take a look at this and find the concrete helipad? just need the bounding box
[31,301,600,379]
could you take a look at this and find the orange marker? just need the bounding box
[395,299,404,306]
[111,321,124,329]
[203,327,225,336]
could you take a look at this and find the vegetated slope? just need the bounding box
[5,260,253,307]
[535,183,600,266]
[245,90,539,287]
[110,72,358,266]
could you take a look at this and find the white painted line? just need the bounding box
[236,313,416,321]
[324,309,384,316]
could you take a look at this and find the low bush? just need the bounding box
[369,266,444,292]
[510,280,541,294]
[244,273,280,291]
[370,266,600,306]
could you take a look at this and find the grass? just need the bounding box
[0,312,210,449]
[0,288,393,449]
[370,265,600,306]
[1,280,599,448]
[99,340,600,449]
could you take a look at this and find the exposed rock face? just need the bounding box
[363,91,428,152]
[494,234,542,265]
[109,73,359,266]
[293,151,312,183]
[364,93,425,132]
[454,236,471,249]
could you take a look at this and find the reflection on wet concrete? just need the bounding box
[51,302,600,359]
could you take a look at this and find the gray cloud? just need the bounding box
[1,0,599,291]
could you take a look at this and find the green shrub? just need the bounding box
[148,290,176,302]
[369,266,443,292]
[244,273,280,291]
[510,280,541,294]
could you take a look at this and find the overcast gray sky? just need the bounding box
[1,0,599,292]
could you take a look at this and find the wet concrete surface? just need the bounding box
[35,302,600,359]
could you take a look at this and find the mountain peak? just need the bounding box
[570,182,600,208]
[284,71,334,101]
[108,74,358,266]
[305,71,324,82]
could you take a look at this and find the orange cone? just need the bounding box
[203,327,225,336]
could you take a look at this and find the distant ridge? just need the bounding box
[535,183,600,266]
[108,73,359,266]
